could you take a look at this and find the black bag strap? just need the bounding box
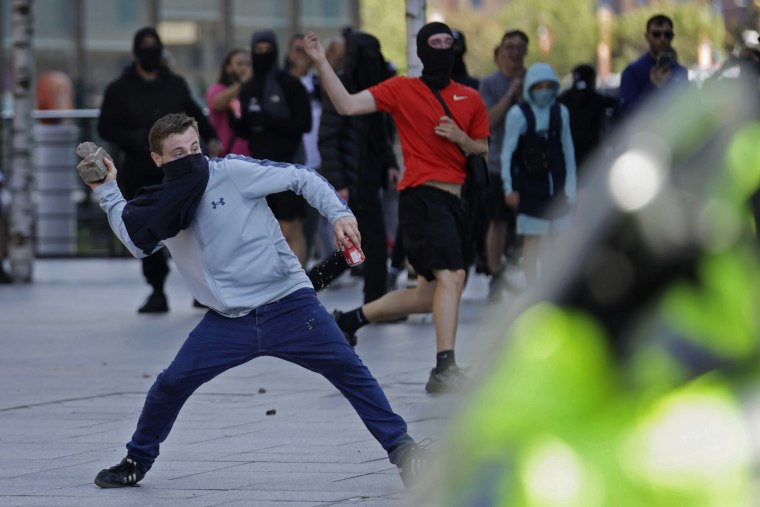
[428,87,468,157]
[430,88,454,121]
[518,102,536,134]
[549,102,562,138]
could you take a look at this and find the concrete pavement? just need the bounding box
[0,258,505,506]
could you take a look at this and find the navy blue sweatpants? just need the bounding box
[125,288,414,472]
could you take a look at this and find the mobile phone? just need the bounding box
[656,52,673,69]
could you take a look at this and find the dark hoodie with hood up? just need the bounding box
[234,29,311,163]
[98,27,218,200]
[318,31,397,202]
[558,64,617,168]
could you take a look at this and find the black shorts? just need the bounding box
[399,185,465,281]
[484,173,514,222]
[266,190,307,221]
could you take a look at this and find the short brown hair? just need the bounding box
[148,113,199,154]
[502,30,529,45]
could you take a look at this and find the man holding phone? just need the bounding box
[619,14,688,116]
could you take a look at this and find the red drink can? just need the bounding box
[342,238,365,266]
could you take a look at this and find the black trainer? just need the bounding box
[0,267,12,284]
[138,291,168,314]
[487,273,505,302]
[332,309,357,347]
[488,271,524,302]
[94,456,145,488]
[396,439,433,488]
[425,366,469,394]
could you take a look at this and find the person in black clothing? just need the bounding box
[451,29,489,279]
[233,29,312,265]
[318,31,399,304]
[557,64,617,172]
[451,29,479,91]
[98,27,220,313]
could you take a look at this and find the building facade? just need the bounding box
[0,0,359,110]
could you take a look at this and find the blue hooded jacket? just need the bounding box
[500,63,576,218]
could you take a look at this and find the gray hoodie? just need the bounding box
[95,155,352,317]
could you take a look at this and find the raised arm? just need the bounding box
[304,31,377,116]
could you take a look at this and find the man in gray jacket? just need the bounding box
[90,113,426,489]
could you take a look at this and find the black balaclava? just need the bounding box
[416,22,454,90]
[572,64,596,92]
[345,32,391,91]
[250,29,279,78]
[133,27,163,73]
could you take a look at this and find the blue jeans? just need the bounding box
[126,288,414,472]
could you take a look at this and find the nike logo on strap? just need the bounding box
[453,95,468,101]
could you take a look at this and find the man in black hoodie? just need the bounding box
[451,29,479,91]
[318,31,399,304]
[233,29,312,265]
[98,27,220,314]
[557,64,617,171]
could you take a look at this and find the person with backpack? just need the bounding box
[500,62,576,285]
[232,29,312,266]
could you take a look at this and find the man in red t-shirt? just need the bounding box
[305,22,489,393]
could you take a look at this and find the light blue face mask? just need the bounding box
[531,88,555,107]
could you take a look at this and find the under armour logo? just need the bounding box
[211,198,226,209]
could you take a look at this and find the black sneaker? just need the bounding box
[487,274,504,302]
[396,439,433,488]
[506,245,523,266]
[425,366,469,394]
[138,292,168,314]
[0,269,12,284]
[94,456,145,488]
[332,309,357,347]
[489,271,525,301]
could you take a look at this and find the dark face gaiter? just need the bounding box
[135,46,162,72]
[416,22,455,90]
[252,51,276,78]
[250,29,279,79]
[132,27,163,73]
[123,153,210,255]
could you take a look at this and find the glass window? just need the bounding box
[36,0,75,41]
[233,0,285,27]
[35,1,75,98]
[162,0,218,21]
[300,0,352,29]
[83,1,153,108]
[232,0,287,53]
